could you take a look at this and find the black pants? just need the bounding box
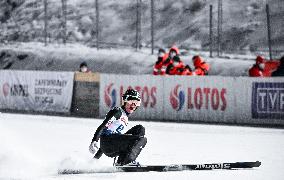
[100,125,147,165]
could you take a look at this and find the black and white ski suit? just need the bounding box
[91,106,147,165]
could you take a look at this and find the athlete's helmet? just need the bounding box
[122,89,141,107]
[123,89,141,102]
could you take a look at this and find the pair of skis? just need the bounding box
[58,161,261,174]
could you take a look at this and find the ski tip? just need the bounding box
[255,161,261,167]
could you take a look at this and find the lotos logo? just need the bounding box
[3,83,10,97]
[170,85,185,111]
[104,83,117,108]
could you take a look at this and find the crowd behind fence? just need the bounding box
[0,0,283,58]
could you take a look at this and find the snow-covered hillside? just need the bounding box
[0,0,283,51]
[0,42,259,76]
[0,0,283,75]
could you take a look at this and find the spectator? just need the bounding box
[165,46,185,75]
[163,47,176,74]
[181,65,193,76]
[263,59,280,76]
[166,56,186,75]
[79,62,91,73]
[191,56,210,76]
[153,48,168,75]
[249,56,266,77]
[271,56,284,76]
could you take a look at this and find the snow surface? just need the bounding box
[1,112,284,180]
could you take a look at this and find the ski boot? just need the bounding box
[113,157,141,167]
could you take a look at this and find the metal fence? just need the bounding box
[0,0,283,58]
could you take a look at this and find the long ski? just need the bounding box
[116,161,261,172]
[58,161,261,174]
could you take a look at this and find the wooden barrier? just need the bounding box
[71,72,100,117]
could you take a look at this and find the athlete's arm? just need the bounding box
[91,107,121,142]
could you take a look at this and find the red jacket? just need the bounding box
[248,60,279,77]
[250,56,280,77]
[181,65,193,75]
[181,68,192,75]
[263,60,280,76]
[192,62,210,76]
[168,62,185,75]
[192,56,210,76]
[153,53,169,75]
[159,56,173,75]
[166,56,185,75]
[249,65,264,77]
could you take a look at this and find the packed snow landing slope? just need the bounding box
[0,113,284,180]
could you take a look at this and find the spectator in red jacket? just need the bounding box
[191,56,210,76]
[153,48,168,75]
[162,47,176,74]
[166,56,186,75]
[181,65,193,75]
[165,46,185,75]
[249,56,266,77]
[263,59,280,76]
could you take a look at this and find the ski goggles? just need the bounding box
[125,100,141,107]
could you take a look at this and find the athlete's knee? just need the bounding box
[136,125,145,137]
[127,124,146,137]
[139,137,147,148]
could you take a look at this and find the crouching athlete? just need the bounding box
[89,89,147,166]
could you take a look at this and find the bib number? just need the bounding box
[116,124,124,133]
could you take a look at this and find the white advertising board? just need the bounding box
[99,74,164,120]
[235,77,284,124]
[100,74,284,125]
[163,76,235,123]
[0,70,74,113]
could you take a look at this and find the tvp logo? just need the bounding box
[104,83,117,108]
[170,84,185,111]
[252,82,284,119]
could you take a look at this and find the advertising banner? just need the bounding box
[0,70,74,112]
[233,77,284,124]
[100,74,284,125]
[163,76,235,123]
[100,74,163,120]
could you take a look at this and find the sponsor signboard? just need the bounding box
[100,74,284,124]
[100,75,235,122]
[100,74,163,120]
[0,70,74,112]
[163,76,234,122]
